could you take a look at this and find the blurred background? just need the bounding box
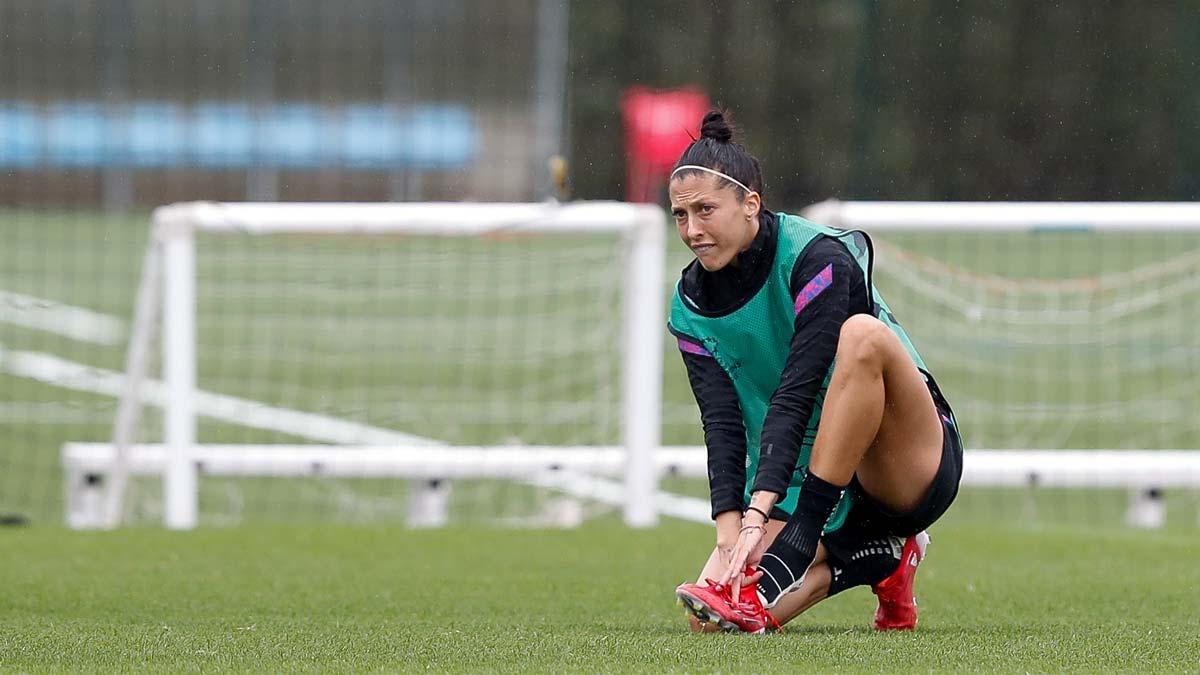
[3,0,1197,210]
[2,0,1199,528]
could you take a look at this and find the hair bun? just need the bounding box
[700,110,734,143]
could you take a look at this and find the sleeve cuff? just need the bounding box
[749,476,789,499]
[710,494,745,520]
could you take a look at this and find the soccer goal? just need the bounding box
[62,201,669,529]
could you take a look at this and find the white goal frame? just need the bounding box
[74,201,667,530]
[62,200,1200,530]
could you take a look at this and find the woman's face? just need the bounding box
[669,172,761,272]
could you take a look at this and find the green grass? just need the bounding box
[3,209,1200,671]
[1,520,1198,673]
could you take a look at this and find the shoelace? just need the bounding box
[702,577,781,632]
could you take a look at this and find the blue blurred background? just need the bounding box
[2,0,1197,210]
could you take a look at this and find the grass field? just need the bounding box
[2,520,1198,672]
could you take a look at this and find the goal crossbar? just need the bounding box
[804,200,1200,231]
[153,201,655,236]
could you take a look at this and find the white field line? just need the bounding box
[0,290,125,345]
[1,344,711,522]
[0,346,439,446]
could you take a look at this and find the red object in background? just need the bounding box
[620,86,711,203]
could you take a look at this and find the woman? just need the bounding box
[670,111,962,633]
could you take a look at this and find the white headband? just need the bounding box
[670,165,755,195]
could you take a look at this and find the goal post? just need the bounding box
[96,201,666,530]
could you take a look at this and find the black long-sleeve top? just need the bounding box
[677,210,871,519]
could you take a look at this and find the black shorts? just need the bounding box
[832,377,963,543]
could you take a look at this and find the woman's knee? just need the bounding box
[837,314,893,371]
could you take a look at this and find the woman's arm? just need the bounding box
[677,340,748,524]
[750,238,866,509]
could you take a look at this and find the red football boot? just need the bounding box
[675,569,782,634]
[871,531,930,631]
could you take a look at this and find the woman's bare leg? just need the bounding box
[686,331,942,635]
[808,314,943,512]
[749,314,944,608]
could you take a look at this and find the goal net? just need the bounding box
[63,201,666,529]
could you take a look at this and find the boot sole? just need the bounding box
[675,591,759,633]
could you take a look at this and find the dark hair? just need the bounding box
[671,110,764,200]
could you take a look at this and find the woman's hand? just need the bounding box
[718,515,767,593]
[718,494,777,595]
